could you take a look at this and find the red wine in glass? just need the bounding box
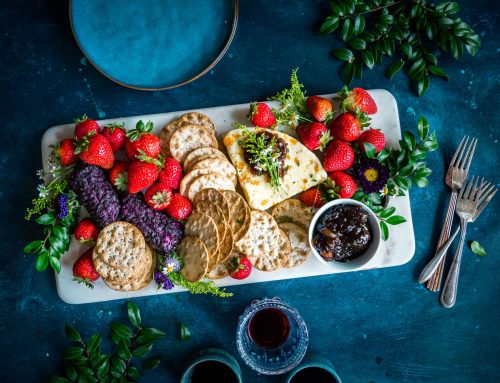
[248,308,290,348]
[290,367,338,383]
[190,361,238,383]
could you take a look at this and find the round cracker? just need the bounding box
[277,228,291,267]
[271,199,313,231]
[279,222,310,268]
[206,263,229,280]
[219,190,251,241]
[180,168,226,197]
[193,188,230,221]
[104,248,155,291]
[187,173,235,202]
[187,153,228,173]
[184,212,219,262]
[191,157,237,185]
[94,222,146,270]
[178,112,216,133]
[160,119,183,157]
[93,246,150,284]
[235,210,280,272]
[183,147,226,171]
[217,226,234,264]
[179,236,209,282]
[169,124,217,163]
[194,201,227,265]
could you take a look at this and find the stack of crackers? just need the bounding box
[160,112,237,202]
[92,222,154,291]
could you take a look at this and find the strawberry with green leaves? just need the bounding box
[109,161,129,191]
[358,129,386,154]
[158,157,183,190]
[337,86,377,115]
[329,112,369,142]
[300,187,325,208]
[74,114,100,139]
[74,218,99,244]
[144,182,172,211]
[75,133,114,169]
[248,102,276,128]
[73,248,100,288]
[125,120,161,160]
[327,171,357,199]
[229,255,252,280]
[306,95,333,122]
[101,123,126,153]
[51,138,78,166]
[165,193,192,220]
[323,140,355,172]
[296,122,331,151]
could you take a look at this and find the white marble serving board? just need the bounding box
[41,89,415,304]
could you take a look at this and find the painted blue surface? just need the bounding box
[0,1,499,382]
[71,0,235,88]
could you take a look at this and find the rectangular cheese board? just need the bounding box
[41,89,415,304]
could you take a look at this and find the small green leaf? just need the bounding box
[414,177,429,187]
[380,207,396,219]
[354,59,363,79]
[428,65,449,80]
[386,59,404,79]
[417,117,429,140]
[50,256,61,273]
[110,322,133,339]
[48,376,71,383]
[380,221,389,241]
[36,213,56,225]
[64,324,81,342]
[363,142,376,158]
[127,366,141,379]
[366,193,382,204]
[348,37,366,51]
[111,357,126,374]
[386,215,407,225]
[142,357,161,370]
[87,334,101,354]
[353,14,365,35]
[23,240,43,254]
[76,366,93,377]
[61,347,84,360]
[64,365,78,382]
[334,48,353,62]
[132,343,153,358]
[96,356,109,377]
[470,241,487,256]
[403,131,417,151]
[118,340,132,360]
[343,62,355,85]
[377,149,390,162]
[36,252,49,271]
[179,323,191,341]
[127,302,141,328]
[438,17,455,26]
[341,18,353,41]
[320,15,340,34]
[360,51,374,69]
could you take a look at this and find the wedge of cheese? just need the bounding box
[223,128,327,210]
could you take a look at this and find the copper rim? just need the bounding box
[69,0,239,91]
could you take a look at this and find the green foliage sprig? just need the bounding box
[49,302,165,383]
[320,0,480,96]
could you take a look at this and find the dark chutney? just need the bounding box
[243,131,288,177]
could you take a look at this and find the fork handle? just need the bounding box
[440,220,467,308]
[426,190,458,291]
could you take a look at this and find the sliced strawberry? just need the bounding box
[300,187,325,208]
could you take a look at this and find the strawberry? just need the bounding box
[296,122,331,151]
[109,161,129,191]
[51,138,78,166]
[74,114,100,139]
[328,171,357,199]
[73,248,100,288]
[144,182,172,211]
[306,95,333,122]
[74,218,99,244]
[125,120,161,160]
[338,86,377,115]
[358,129,386,154]
[329,112,362,142]
[300,187,325,208]
[75,133,114,169]
[248,102,276,128]
[127,160,160,194]
[165,193,192,220]
[158,157,183,190]
[101,123,126,153]
[323,140,355,172]
[228,255,252,280]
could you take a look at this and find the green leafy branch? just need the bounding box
[49,302,165,383]
[321,0,480,95]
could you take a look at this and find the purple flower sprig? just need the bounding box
[154,256,180,291]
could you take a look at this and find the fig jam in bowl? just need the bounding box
[308,199,381,271]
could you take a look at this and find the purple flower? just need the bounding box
[162,257,180,274]
[56,194,69,219]
[356,159,389,194]
[154,271,174,290]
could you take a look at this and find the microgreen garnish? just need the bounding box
[470,241,487,256]
[49,302,165,382]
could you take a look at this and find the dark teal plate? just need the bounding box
[70,0,238,90]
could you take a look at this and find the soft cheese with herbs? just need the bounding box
[224,127,327,210]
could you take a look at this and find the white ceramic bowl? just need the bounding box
[308,199,381,271]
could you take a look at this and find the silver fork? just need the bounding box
[440,177,498,308]
[419,180,495,284]
[426,136,477,291]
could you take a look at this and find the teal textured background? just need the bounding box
[0,1,499,382]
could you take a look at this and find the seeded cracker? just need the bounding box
[219,190,251,241]
[278,222,310,268]
[194,201,227,262]
[184,212,220,268]
[271,199,314,230]
[179,236,209,282]
[187,173,235,202]
[169,124,218,163]
[183,147,226,170]
[235,210,280,271]
[178,112,217,134]
[160,119,183,157]
[193,188,230,221]
[191,157,237,185]
[277,228,291,267]
[104,246,155,291]
[180,168,225,197]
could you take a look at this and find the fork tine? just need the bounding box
[462,138,477,174]
[478,183,495,204]
[475,188,498,218]
[463,175,475,199]
[458,176,468,199]
[471,177,482,201]
[451,136,468,167]
[458,137,476,170]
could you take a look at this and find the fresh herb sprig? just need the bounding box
[320,0,480,96]
[49,302,165,383]
[470,241,487,256]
